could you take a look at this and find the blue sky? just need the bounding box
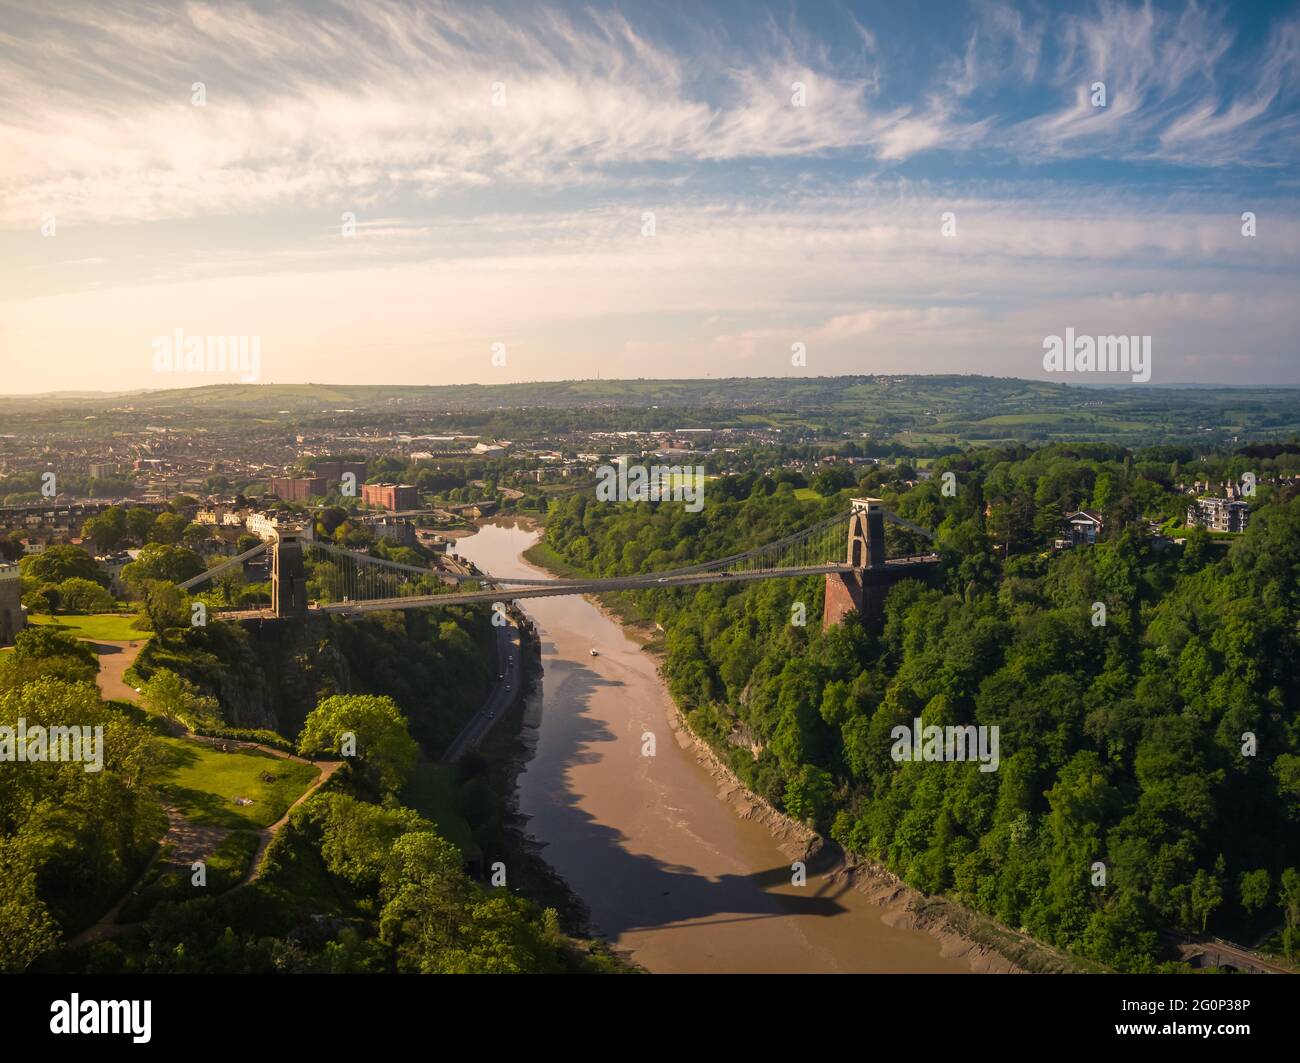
[1,0,1297,392]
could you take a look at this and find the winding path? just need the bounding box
[89,637,147,702]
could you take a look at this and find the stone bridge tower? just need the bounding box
[271,529,309,618]
[845,496,887,569]
[824,498,935,631]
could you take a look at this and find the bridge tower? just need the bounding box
[845,497,887,569]
[824,498,906,631]
[271,529,309,618]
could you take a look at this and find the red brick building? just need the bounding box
[312,460,368,485]
[361,482,419,511]
[270,476,326,502]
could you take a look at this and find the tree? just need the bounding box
[1092,471,1115,515]
[987,492,1036,555]
[141,669,220,730]
[82,507,128,551]
[0,531,24,562]
[1190,858,1225,934]
[297,694,419,793]
[125,507,157,542]
[20,545,105,587]
[811,466,855,497]
[149,512,189,545]
[783,765,834,826]
[1281,869,1300,959]
[10,626,98,670]
[0,840,58,972]
[122,544,204,590]
[137,582,190,637]
[1239,869,1270,917]
[55,577,116,614]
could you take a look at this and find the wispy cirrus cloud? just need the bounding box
[3,0,1295,232]
[0,0,895,226]
[991,1,1300,166]
[0,0,1296,391]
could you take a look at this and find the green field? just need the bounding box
[151,737,319,829]
[30,613,146,641]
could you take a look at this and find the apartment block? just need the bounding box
[1187,497,1250,533]
[270,476,326,502]
[361,482,419,511]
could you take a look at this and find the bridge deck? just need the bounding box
[216,555,940,619]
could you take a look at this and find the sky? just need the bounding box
[1,0,1298,394]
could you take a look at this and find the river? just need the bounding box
[455,520,970,974]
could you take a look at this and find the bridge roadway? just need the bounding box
[216,554,939,620]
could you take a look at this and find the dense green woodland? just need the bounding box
[132,607,493,751]
[1,608,619,973]
[543,443,1300,971]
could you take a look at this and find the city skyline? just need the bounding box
[2,0,1298,393]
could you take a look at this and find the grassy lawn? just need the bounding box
[30,612,146,641]
[151,737,319,829]
[793,487,821,501]
[117,831,260,923]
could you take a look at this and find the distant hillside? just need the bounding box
[2,376,1298,448]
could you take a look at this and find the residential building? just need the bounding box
[1062,510,1104,546]
[195,504,245,526]
[369,517,417,547]
[362,482,419,511]
[312,460,368,486]
[96,550,138,594]
[246,511,295,541]
[270,476,326,502]
[1187,497,1250,533]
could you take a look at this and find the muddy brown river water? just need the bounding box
[455,521,969,974]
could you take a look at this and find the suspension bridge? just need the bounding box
[180,498,940,629]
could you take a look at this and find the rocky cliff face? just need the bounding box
[234,618,355,738]
[136,616,357,739]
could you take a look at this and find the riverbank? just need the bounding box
[518,529,1093,975]
[462,520,986,971]
[428,554,637,969]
